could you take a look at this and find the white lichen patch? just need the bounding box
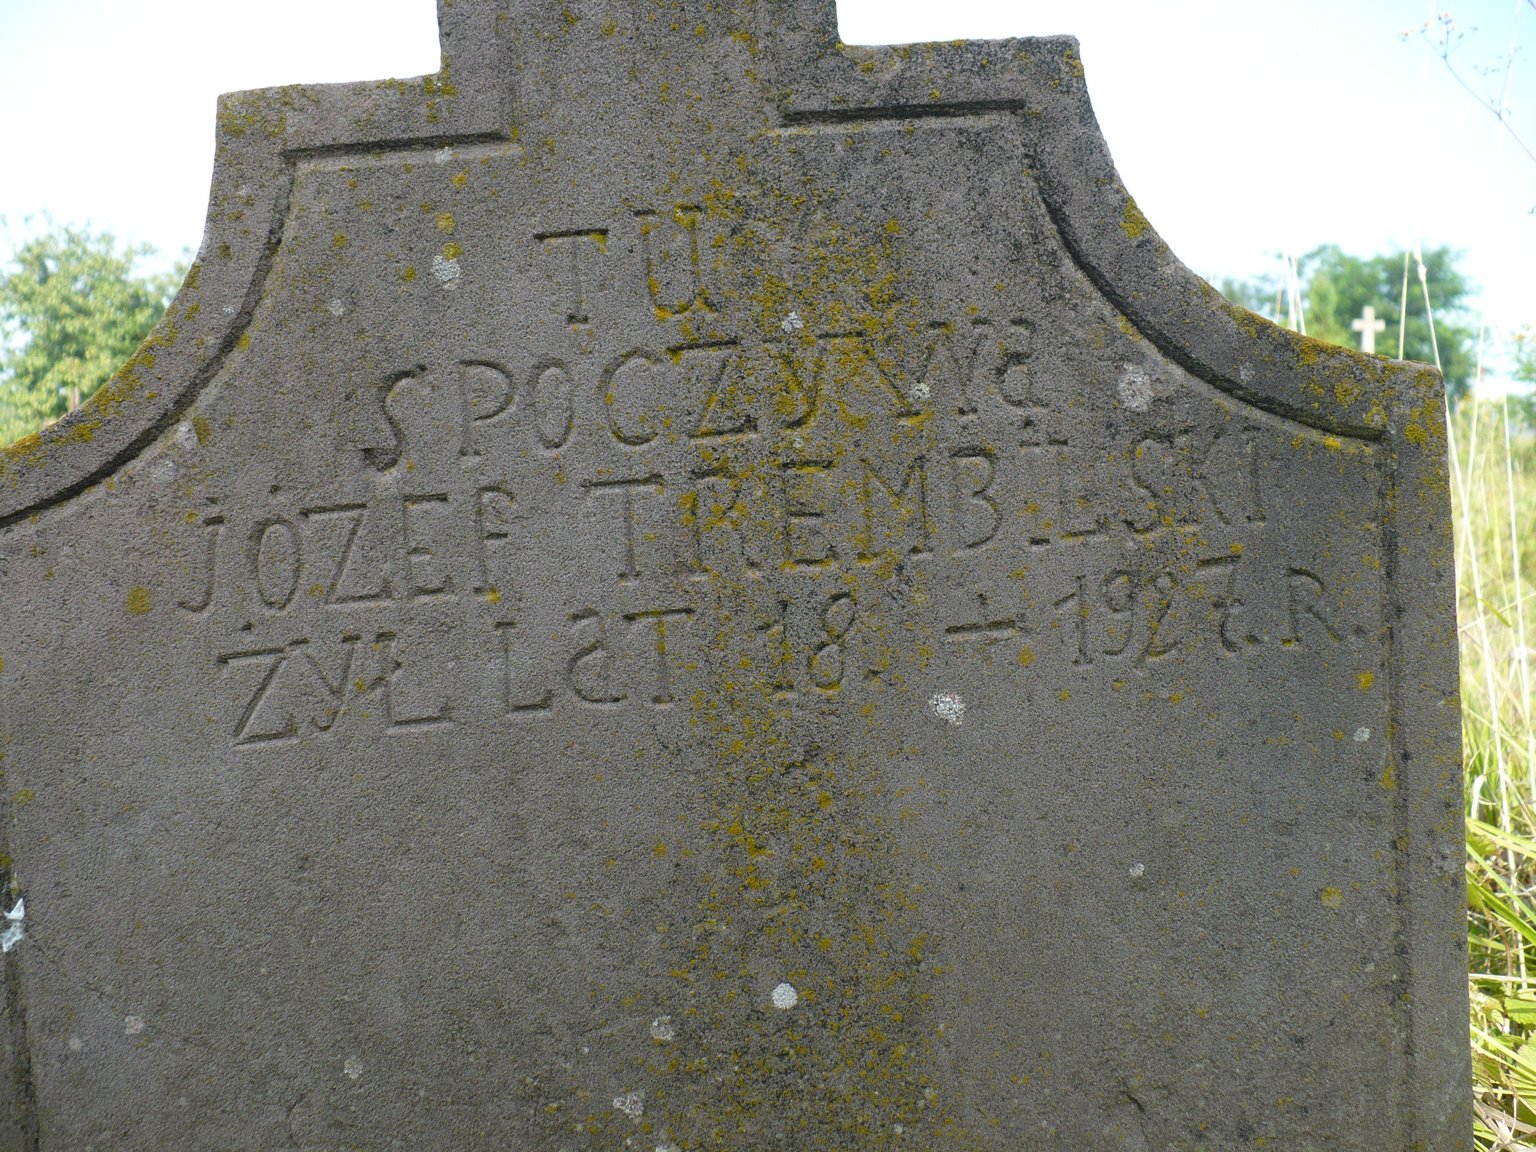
[343,1055,363,1080]
[1,896,24,953]
[1128,862,1146,878]
[649,1015,676,1042]
[1117,365,1152,411]
[771,982,799,1010]
[1354,727,1372,743]
[434,146,454,165]
[328,298,347,317]
[124,1015,145,1036]
[780,310,804,333]
[910,379,932,402]
[929,691,965,727]
[432,254,461,289]
[613,1090,645,1119]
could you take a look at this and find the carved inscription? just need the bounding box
[187,207,1378,749]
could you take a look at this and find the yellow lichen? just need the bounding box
[1120,197,1150,241]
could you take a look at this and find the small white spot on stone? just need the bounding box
[222,304,237,315]
[771,982,798,1010]
[910,380,932,402]
[124,1015,145,1036]
[1238,363,1255,384]
[1354,727,1371,743]
[432,254,461,289]
[67,1036,83,1052]
[1117,365,1152,411]
[176,420,197,449]
[780,310,804,333]
[434,146,454,165]
[613,1090,645,1119]
[328,298,347,317]
[344,1055,363,1080]
[893,1124,905,1135]
[1128,862,1145,878]
[929,691,965,727]
[656,1144,681,1152]
[650,1015,676,1042]
[153,457,177,483]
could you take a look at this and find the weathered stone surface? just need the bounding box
[0,3,1467,1148]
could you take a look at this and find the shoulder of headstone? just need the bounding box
[0,46,513,528]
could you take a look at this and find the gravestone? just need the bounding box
[0,2,1468,1148]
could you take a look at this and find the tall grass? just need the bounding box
[1457,395,1536,1150]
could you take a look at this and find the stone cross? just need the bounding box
[1352,304,1387,354]
[0,2,1467,1148]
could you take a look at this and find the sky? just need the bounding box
[1,0,1534,385]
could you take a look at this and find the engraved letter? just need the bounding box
[402,495,455,600]
[297,635,359,731]
[536,228,609,327]
[780,460,838,571]
[586,475,664,583]
[362,365,424,473]
[567,610,625,705]
[178,513,225,614]
[680,341,756,441]
[601,349,668,446]
[914,318,990,417]
[625,607,694,706]
[303,504,393,606]
[1284,569,1341,648]
[251,518,302,611]
[496,621,553,715]
[475,487,517,596]
[531,360,576,450]
[456,360,519,459]
[218,647,297,747]
[949,449,998,554]
[637,206,713,318]
[364,632,453,732]
[858,456,931,563]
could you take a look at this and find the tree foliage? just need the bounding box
[1221,244,1478,402]
[0,227,184,446]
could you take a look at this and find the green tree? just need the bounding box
[1221,244,1478,402]
[0,226,184,445]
